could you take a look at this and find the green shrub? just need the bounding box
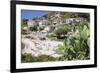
[21,53,57,63]
[57,22,90,61]
[21,53,35,62]
[54,25,71,39]
[38,26,45,31]
[37,55,56,62]
[47,33,56,39]
[30,25,38,31]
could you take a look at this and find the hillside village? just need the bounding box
[21,11,90,62]
[22,12,86,39]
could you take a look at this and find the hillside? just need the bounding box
[21,11,90,62]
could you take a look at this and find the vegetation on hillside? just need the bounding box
[21,19,28,27]
[21,53,57,62]
[57,22,90,60]
[21,11,90,62]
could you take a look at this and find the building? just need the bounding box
[38,20,49,27]
[65,17,84,25]
[27,20,38,27]
[75,17,84,23]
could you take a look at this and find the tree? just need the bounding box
[38,26,45,31]
[78,13,90,21]
[30,25,38,31]
[54,25,71,39]
[21,18,28,27]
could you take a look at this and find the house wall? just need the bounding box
[27,20,37,27]
[39,21,49,27]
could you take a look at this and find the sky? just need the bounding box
[21,10,48,20]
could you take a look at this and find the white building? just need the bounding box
[65,17,84,24]
[27,20,37,27]
[38,20,49,27]
[75,18,84,23]
[65,18,73,24]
